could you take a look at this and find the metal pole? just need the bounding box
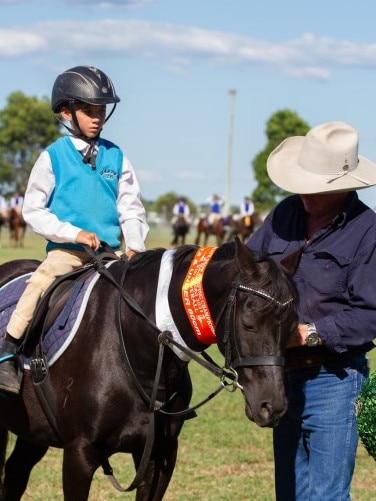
[224,89,236,216]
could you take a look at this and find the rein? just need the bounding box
[84,245,293,492]
[85,247,238,492]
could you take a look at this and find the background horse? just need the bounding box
[0,239,297,500]
[227,213,263,243]
[171,215,190,246]
[194,216,228,246]
[0,211,6,248]
[8,208,27,248]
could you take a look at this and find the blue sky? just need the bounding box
[2,0,376,209]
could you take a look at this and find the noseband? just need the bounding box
[221,280,294,370]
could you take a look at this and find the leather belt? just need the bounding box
[285,354,328,371]
[285,352,364,372]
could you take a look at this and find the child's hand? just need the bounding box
[126,249,137,260]
[76,230,100,251]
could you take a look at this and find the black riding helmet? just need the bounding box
[51,65,120,139]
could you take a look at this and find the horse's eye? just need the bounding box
[241,311,258,331]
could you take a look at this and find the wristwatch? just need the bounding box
[306,323,321,347]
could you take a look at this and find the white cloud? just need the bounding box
[0,0,156,5]
[175,170,208,181]
[0,29,46,56]
[1,20,376,79]
[61,0,154,8]
[136,169,160,182]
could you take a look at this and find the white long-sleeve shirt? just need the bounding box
[22,136,149,252]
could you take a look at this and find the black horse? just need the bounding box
[171,216,190,246]
[0,239,298,500]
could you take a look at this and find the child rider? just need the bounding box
[0,65,149,394]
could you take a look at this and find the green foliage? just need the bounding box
[0,91,61,192]
[357,370,376,461]
[252,109,310,211]
[152,191,198,219]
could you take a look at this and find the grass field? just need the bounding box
[1,227,376,500]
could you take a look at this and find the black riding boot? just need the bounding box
[0,334,20,395]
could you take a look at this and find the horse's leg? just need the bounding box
[194,231,200,246]
[204,231,209,246]
[62,442,100,501]
[0,427,8,500]
[20,227,26,248]
[3,437,48,500]
[134,438,179,501]
[14,226,19,248]
[217,233,224,246]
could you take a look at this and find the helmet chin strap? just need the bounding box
[68,101,102,142]
[53,101,117,170]
[54,101,117,141]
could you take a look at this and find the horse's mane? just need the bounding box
[129,244,296,317]
[172,244,199,267]
[128,247,166,267]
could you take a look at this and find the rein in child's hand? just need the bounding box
[76,230,100,251]
[126,249,137,260]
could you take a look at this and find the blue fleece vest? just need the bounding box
[46,136,123,252]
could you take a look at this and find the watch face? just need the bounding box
[306,332,320,346]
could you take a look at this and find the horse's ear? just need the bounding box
[234,236,258,271]
[280,247,304,276]
[234,235,246,255]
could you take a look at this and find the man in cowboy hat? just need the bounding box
[247,121,376,501]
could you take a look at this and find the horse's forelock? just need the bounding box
[244,254,297,315]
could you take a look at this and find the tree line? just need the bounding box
[0,91,310,214]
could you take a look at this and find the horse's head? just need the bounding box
[215,238,298,428]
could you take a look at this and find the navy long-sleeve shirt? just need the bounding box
[247,192,376,355]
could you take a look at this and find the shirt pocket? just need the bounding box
[306,250,352,296]
[267,237,291,257]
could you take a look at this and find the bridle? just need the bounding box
[85,248,294,492]
[85,246,295,388]
[88,250,295,392]
[222,280,294,371]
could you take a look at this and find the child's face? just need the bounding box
[61,102,107,138]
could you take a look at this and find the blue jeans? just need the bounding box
[274,354,369,501]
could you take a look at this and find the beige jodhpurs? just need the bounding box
[207,213,221,225]
[7,249,93,339]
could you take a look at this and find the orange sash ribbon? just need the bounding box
[181,246,217,344]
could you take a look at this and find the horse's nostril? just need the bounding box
[260,401,273,418]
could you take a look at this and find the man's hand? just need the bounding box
[286,324,308,348]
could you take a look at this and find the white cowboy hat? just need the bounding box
[267,121,376,194]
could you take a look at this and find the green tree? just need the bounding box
[252,109,310,211]
[152,192,197,222]
[0,92,62,193]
